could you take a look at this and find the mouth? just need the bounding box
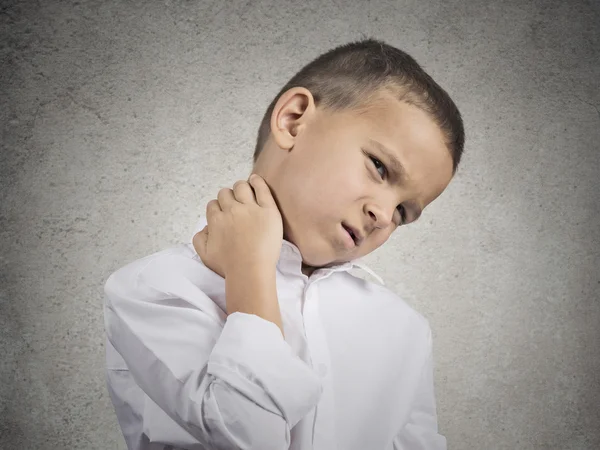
[342,222,362,248]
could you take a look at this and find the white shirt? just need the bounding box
[103,215,446,450]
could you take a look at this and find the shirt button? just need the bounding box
[318,363,328,377]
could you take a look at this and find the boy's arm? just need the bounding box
[393,330,447,450]
[225,264,285,338]
[103,247,323,449]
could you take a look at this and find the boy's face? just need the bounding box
[253,87,454,276]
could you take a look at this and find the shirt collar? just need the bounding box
[279,235,385,286]
[191,216,384,285]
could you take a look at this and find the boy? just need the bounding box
[104,38,464,450]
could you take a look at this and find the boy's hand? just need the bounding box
[193,174,284,279]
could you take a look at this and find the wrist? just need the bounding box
[225,265,283,337]
[226,262,276,280]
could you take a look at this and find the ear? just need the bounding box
[269,87,316,150]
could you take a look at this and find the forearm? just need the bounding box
[104,248,321,448]
[225,266,285,338]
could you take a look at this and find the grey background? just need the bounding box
[1,0,598,448]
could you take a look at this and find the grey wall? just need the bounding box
[1,0,598,448]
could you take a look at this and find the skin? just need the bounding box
[251,86,455,277]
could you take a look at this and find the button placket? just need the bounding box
[302,282,337,450]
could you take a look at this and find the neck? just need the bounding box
[301,262,316,277]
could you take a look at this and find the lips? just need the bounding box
[342,222,362,246]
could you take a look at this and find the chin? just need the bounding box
[298,242,336,268]
[284,222,336,267]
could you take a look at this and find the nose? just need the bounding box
[366,203,395,230]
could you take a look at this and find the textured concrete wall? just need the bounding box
[1,0,598,448]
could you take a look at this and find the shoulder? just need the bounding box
[104,243,227,323]
[136,243,223,287]
[105,243,210,293]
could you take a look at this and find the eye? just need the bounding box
[369,155,407,225]
[397,205,407,224]
[370,155,387,178]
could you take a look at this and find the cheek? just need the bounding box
[282,156,365,218]
[313,180,360,216]
[319,163,365,199]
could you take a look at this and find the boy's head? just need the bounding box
[250,38,465,276]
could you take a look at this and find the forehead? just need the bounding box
[349,95,454,205]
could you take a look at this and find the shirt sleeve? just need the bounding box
[103,246,323,450]
[392,329,447,450]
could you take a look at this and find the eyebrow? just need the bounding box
[367,139,423,223]
[367,139,409,183]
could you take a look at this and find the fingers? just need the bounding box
[248,174,276,208]
[192,226,208,258]
[216,180,257,209]
[216,188,235,210]
[211,175,271,212]
[232,180,257,204]
[206,199,221,223]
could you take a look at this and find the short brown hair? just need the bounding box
[252,37,465,175]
